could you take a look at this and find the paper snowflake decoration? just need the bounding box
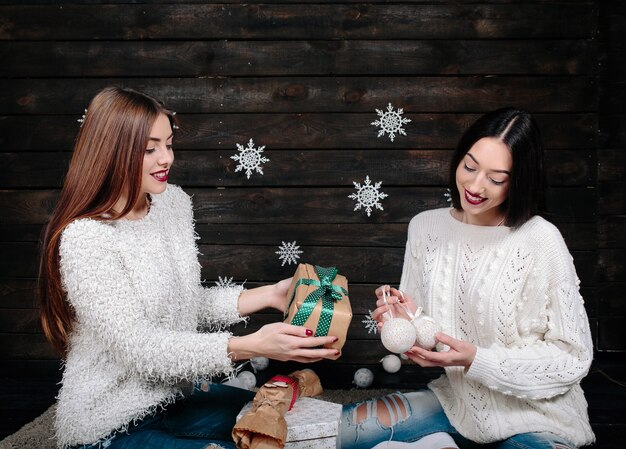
[276,241,303,266]
[349,175,388,217]
[77,109,87,126]
[371,103,411,142]
[215,276,236,288]
[362,310,378,335]
[231,138,269,179]
[444,188,452,203]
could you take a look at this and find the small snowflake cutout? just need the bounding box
[77,109,87,126]
[215,276,236,288]
[276,241,303,266]
[231,138,269,179]
[371,103,411,142]
[349,175,388,217]
[444,188,452,203]
[362,310,378,335]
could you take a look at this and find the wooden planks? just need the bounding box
[0,41,596,77]
[0,4,597,40]
[0,77,598,114]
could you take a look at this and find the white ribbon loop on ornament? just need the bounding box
[383,289,421,321]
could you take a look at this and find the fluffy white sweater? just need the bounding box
[55,185,245,448]
[399,208,594,446]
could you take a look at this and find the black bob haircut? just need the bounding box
[449,108,545,229]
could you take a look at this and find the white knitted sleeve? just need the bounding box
[465,225,593,400]
[60,219,236,383]
[399,216,425,309]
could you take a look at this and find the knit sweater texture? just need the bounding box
[55,185,245,448]
[399,208,594,447]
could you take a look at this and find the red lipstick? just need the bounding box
[151,169,168,182]
[464,189,486,205]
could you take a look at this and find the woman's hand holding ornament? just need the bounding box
[372,285,417,328]
[405,332,477,371]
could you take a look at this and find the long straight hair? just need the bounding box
[39,87,176,356]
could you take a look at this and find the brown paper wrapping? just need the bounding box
[283,264,352,360]
[231,369,323,449]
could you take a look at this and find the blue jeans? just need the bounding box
[338,389,578,449]
[72,383,255,449]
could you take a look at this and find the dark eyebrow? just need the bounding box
[465,152,511,175]
[148,133,174,142]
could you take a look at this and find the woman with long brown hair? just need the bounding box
[39,86,338,449]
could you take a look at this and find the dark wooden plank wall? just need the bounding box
[0,0,624,443]
[599,0,626,352]
[0,0,626,447]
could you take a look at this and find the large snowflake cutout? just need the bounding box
[349,175,388,217]
[215,276,236,288]
[231,138,269,179]
[362,310,378,335]
[276,241,303,266]
[371,103,411,142]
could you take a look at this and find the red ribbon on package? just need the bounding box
[267,375,300,411]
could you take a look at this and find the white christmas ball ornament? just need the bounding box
[222,377,246,389]
[353,368,374,388]
[412,315,441,350]
[250,356,269,371]
[236,370,257,390]
[381,354,402,373]
[381,318,417,354]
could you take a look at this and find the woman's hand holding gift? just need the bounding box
[228,322,338,363]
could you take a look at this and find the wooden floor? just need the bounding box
[1,358,625,447]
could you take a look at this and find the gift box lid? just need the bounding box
[237,397,342,441]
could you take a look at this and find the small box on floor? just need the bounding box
[237,397,342,449]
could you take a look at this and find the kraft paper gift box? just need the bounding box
[237,396,342,449]
[284,264,352,360]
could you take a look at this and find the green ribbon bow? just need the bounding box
[287,265,348,337]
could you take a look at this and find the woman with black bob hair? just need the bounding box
[338,108,594,449]
[448,108,545,228]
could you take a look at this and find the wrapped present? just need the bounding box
[232,369,325,449]
[238,397,341,449]
[237,397,341,449]
[284,264,352,359]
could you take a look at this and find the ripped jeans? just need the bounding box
[338,389,578,449]
[71,383,255,449]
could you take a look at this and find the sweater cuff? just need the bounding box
[218,285,246,323]
[201,285,246,328]
[465,347,504,390]
[198,331,236,377]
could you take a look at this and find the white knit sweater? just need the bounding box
[399,208,594,447]
[55,185,245,448]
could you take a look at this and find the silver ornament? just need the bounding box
[380,354,402,373]
[250,356,269,371]
[236,370,257,390]
[222,376,246,389]
[353,368,374,388]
